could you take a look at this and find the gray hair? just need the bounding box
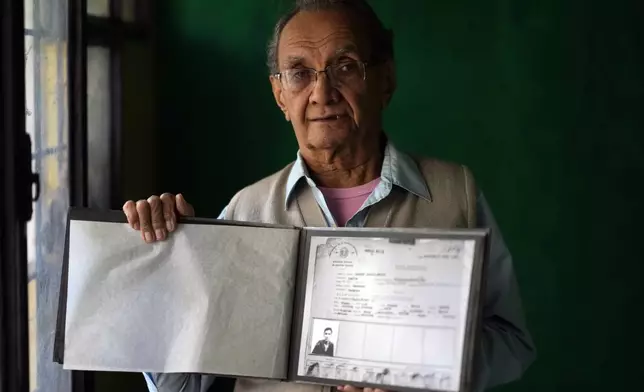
[266,0,394,74]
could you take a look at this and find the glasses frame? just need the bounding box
[274,59,369,92]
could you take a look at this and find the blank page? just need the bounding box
[63,219,299,379]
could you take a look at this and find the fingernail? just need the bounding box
[166,220,174,232]
[155,229,166,241]
[133,222,140,230]
[144,231,154,243]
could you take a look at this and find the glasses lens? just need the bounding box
[330,60,365,87]
[284,69,314,92]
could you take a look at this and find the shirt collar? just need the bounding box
[284,141,431,209]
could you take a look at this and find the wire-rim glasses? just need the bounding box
[274,59,368,93]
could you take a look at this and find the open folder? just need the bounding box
[54,208,489,392]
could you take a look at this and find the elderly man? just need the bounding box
[123,0,536,391]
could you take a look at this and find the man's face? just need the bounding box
[324,329,332,341]
[271,10,395,154]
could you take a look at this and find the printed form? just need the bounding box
[298,236,476,391]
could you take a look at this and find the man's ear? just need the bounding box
[381,60,397,108]
[270,75,290,121]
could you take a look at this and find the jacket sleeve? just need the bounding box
[217,205,228,220]
[143,373,216,392]
[473,192,537,390]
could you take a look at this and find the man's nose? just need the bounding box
[309,72,339,105]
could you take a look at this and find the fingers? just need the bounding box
[136,199,154,243]
[336,386,364,392]
[176,193,195,217]
[148,195,167,241]
[125,193,193,243]
[160,193,177,232]
[337,387,387,392]
[122,200,139,230]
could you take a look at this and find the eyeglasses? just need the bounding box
[275,60,368,93]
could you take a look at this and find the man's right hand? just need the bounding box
[122,193,195,243]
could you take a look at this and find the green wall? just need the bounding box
[156,1,644,391]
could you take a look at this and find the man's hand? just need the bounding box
[337,386,388,392]
[122,193,195,243]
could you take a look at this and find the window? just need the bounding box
[87,0,110,17]
[24,0,71,391]
[86,45,112,209]
[25,1,152,391]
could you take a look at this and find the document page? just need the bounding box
[64,219,300,379]
[297,236,476,391]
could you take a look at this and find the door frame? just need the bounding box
[0,0,32,391]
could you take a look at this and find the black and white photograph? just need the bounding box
[309,318,340,357]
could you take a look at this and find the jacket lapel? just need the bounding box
[364,187,405,228]
[294,184,329,227]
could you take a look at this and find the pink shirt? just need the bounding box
[318,178,381,227]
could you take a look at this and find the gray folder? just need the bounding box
[57,209,300,379]
[54,208,488,392]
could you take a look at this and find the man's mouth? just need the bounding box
[310,114,346,122]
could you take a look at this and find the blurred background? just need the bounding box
[12,0,644,391]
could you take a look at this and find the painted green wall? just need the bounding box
[155,1,644,391]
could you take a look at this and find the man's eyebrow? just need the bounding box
[282,56,305,68]
[281,46,360,69]
[334,45,360,57]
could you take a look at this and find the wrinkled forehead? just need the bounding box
[278,9,370,69]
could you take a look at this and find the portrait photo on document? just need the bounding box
[309,318,339,357]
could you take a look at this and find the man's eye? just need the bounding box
[336,62,358,74]
[291,70,310,80]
